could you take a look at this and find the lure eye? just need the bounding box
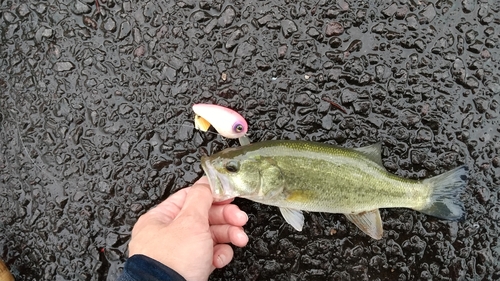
[233,123,244,133]
[225,161,240,173]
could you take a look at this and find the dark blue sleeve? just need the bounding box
[116,254,186,281]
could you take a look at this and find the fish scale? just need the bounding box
[252,153,424,214]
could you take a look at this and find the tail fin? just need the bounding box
[418,165,468,220]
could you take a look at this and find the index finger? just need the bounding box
[146,187,190,224]
[178,177,213,219]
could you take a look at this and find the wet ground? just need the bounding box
[1,0,499,280]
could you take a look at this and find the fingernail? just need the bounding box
[237,232,247,240]
[217,254,226,267]
[237,232,249,245]
[238,211,248,222]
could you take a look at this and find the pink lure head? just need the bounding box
[192,104,248,139]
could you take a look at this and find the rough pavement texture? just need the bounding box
[1,0,499,280]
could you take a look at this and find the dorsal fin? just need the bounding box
[353,143,384,167]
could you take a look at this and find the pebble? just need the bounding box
[415,127,433,142]
[72,1,91,15]
[400,109,421,127]
[274,116,289,129]
[97,206,113,226]
[345,39,362,53]
[17,3,30,17]
[122,1,132,12]
[143,1,156,19]
[281,19,297,38]
[293,93,314,106]
[3,12,17,23]
[329,37,342,48]
[226,28,244,49]
[382,3,398,17]
[414,39,426,52]
[255,59,270,71]
[465,76,479,89]
[103,18,117,32]
[130,203,143,213]
[406,14,418,30]
[235,41,256,58]
[218,5,236,27]
[462,0,475,13]
[118,104,133,115]
[253,238,270,256]
[256,14,273,26]
[117,20,131,40]
[42,27,53,38]
[321,114,333,130]
[161,66,177,82]
[353,100,371,115]
[490,207,500,221]
[120,141,130,155]
[190,10,212,22]
[98,181,111,194]
[467,40,483,54]
[452,59,466,80]
[492,156,500,168]
[307,27,321,38]
[325,21,344,36]
[419,4,436,23]
[371,23,385,34]
[465,29,478,43]
[395,6,409,19]
[168,55,184,70]
[134,45,146,57]
[176,121,194,141]
[73,191,86,202]
[53,61,75,72]
[488,82,500,93]
[277,44,287,59]
[83,16,97,30]
[410,149,427,165]
[341,88,358,104]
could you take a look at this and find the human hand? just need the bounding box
[128,176,249,281]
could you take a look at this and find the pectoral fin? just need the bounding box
[279,207,304,231]
[194,115,211,132]
[345,209,384,240]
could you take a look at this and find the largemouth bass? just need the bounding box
[201,140,467,239]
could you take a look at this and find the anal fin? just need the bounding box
[345,209,384,240]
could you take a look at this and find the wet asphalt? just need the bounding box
[1,0,499,280]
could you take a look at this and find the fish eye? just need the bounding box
[225,161,240,173]
[233,123,244,133]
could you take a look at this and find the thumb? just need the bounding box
[178,177,213,219]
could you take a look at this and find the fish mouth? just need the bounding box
[201,156,236,202]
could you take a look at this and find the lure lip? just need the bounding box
[192,103,248,139]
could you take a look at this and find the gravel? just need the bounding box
[1,0,499,280]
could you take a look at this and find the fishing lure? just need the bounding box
[192,104,250,145]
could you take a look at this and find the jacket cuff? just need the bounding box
[117,254,187,281]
